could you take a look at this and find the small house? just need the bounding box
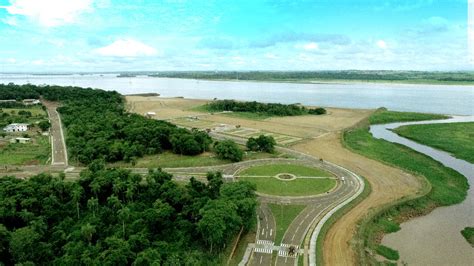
[11,137,31,144]
[3,123,28,132]
[22,99,40,105]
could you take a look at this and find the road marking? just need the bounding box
[259,256,262,264]
[261,228,265,235]
[270,229,273,236]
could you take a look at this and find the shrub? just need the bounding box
[214,140,243,162]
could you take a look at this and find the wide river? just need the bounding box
[371,116,474,265]
[0,74,473,115]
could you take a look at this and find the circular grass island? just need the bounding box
[237,163,337,196]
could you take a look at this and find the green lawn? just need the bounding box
[0,136,50,165]
[394,122,474,163]
[369,109,447,125]
[190,104,271,120]
[460,227,474,247]
[268,203,306,245]
[238,176,336,196]
[239,164,333,177]
[109,149,282,168]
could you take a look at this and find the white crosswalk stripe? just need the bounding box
[254,240,274,254]
[278,243,298,258]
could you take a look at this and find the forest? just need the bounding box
[0,83,212,164]
[206,99,326,116]
[148,70,474,83]
[0,164,257,265]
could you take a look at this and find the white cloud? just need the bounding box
[94,39,158,57]
[303,42,319,51]
[1,0,93,27]
[376,40,388,49]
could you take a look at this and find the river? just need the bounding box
[0,74,473,115]
[371,116,474,265]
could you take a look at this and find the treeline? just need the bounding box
[206,99,326,116]
[148,70,474,83]
[0,83,212,164]
[0,165,257,265]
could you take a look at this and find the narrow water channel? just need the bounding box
[370,116,474,265]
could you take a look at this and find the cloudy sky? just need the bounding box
[0,0,470,72]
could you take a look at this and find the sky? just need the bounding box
[0,0,471,72]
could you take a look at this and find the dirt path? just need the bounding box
[293,133,423,265]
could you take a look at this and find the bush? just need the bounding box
[247,135,276,153]
[308,107,326,115]
[214,140,243,162]
[38,120,51,132]
[375,245,399,260]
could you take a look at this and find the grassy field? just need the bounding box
[461,227,474,247]
[369,109,448,125]
[395,122,474,163]
[343,111,469,264]
[268,204,306,245]
[109,148,282,168]
[238,176,336,196]
[239,164,333,177]
[0,135,50,165]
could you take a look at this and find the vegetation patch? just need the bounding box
[200,99,326,117]
[239,164,333,177]
[460,227,474,247]
[0,167,257,265]
[268,204,306,245]
[238,176,335,196]
[0,135,50,165]
[395,122,474,163]
[148,70,474,85]
[369,109,448,125]
[344,110,469,264]
[375,245,400,260]
[0,84,215,165]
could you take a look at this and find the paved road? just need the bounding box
[249,204,276,266]
[43,100,68,166]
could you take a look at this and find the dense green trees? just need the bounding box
[214,139,243,162]
[247,135,276,153]
[148,70,474,83]
[38,120,51,131]
[0,167,257,265]
[0,83,212,164]
[206,99,326,117]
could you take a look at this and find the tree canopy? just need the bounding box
[0,167,257,265]
[214,140,243,162]
[0,83,212,164]
[247,135,276,153]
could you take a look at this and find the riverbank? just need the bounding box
[343,110,469,264]
[394,122,474,163]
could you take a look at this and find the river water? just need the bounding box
[0,74,473,115]
[371,116,474,265]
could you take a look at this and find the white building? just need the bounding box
[3,123,28,132]
[22,99,40,105]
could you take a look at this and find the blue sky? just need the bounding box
[0,0,470,72]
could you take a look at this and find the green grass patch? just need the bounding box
[268,203,306,245]
[238,176,336,196]
[460,227,474,247]
[395,122,474,163]
[239,163,333,177]
[375,245,400,261]
[369,109,447,125]
[0,135,50,165]
[109,148,282,168]
[344,128,467,205]
[221,111,271,120]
